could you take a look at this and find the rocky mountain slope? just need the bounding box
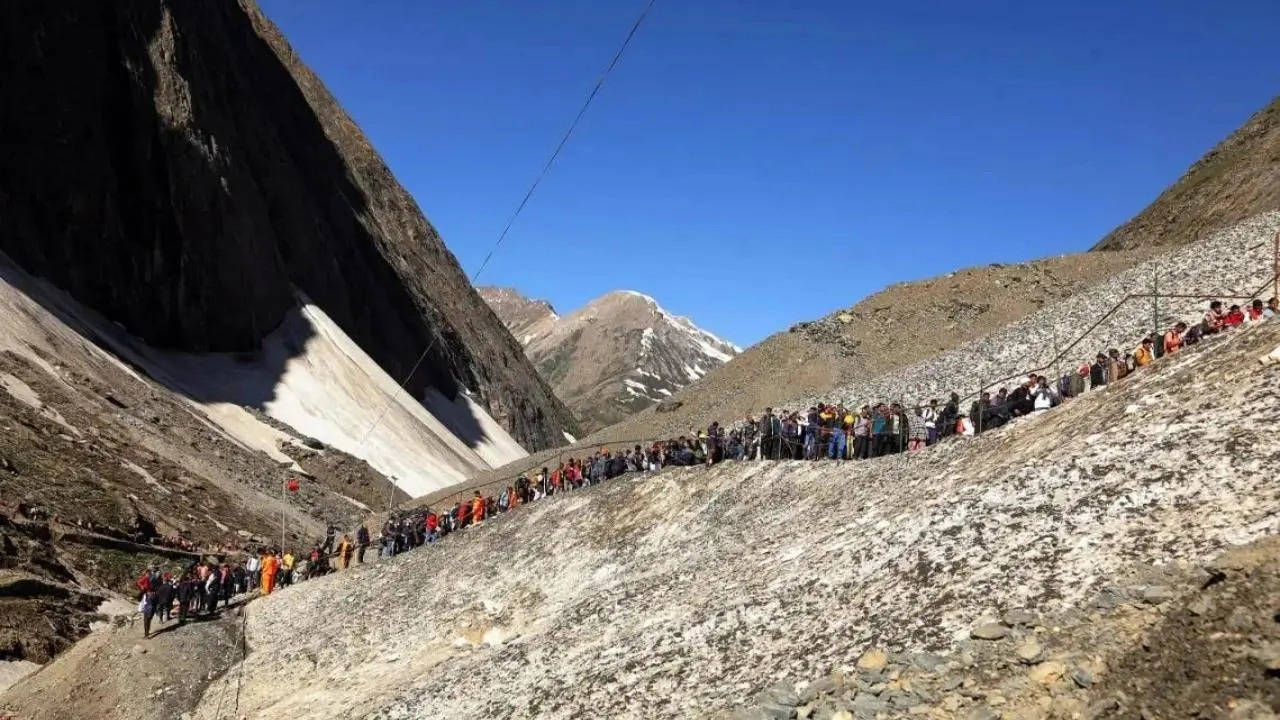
[0,0,582,674]
[140,317,1280,720]
[0,0,578,453]
[1093,95,1280,251]
[0,250,406,669]
[480,287,740,432]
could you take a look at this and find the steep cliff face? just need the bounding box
[0,0,578,450]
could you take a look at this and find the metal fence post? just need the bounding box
[975,381,983,435]
[1152,262,1159,342]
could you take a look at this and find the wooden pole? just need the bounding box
[279,477,286,553]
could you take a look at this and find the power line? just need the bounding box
[355,0,659,507]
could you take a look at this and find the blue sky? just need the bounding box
[260,0,1280,347]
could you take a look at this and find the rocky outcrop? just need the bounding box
[1093,96,1280,251]
[0,0,577,450]
[480,288,739,432]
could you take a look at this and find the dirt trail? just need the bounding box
[0,597,248,720]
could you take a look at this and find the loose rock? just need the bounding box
[971,623,1009,641]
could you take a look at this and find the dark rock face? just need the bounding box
[0,0,578,450]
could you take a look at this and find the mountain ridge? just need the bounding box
[479,286,739,432]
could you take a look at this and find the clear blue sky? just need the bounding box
[260,0,1280,347]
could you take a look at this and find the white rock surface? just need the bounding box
[800,212,1280,409]
[192,318,1280,719]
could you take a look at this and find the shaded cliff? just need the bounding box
[0,0,578,450]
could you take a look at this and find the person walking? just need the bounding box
[137,566,160,638]
[337,534,353,570]
[356,525,370,563]
[260,551,278,595]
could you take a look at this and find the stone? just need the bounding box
[1140,585,1176,604]
[1091,588,1125,609]
[1015,638,1043,664]
[912,653,949,672]
[1186,596,1212,616]
[850,693,887,719]
[761,704,797,720]
[1002,609,1038,627]
[1085,698,1120,719]
[797,706,813,720]
[758,683,801,708]
[800,679,836,703]
[856,649,888,672]
[1071,668,1094,688]
[831,712,854,720]
[1251,642,1280,670]
[967,705,1001,720]
[970,623,1009,640]
[1028,660,1067,686]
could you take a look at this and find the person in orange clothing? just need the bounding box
[471,491,485,523]
[260,551,278,595]
[1163,322,1187,355]
[337,534,353,570]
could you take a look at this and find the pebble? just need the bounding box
[967,705,1001,720]
[970,623,1009,641]
[758,683,801,708]
[1085,698,1120,719]
[800,678,835,703]
[912,653,949,672]
[1028,660,1067,686]
[1002,609,1038,627]
[1071,668,1095,688]
[1015,638,1043,664]
[855,649,887,672]
[1140,585,1176,604]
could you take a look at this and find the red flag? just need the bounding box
[286,478,300,492]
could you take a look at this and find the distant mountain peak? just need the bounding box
[480,287,739,431]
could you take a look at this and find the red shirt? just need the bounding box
[1223,309,1245,327]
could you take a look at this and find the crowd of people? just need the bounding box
[127,297,1277,638]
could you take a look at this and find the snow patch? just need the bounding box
[562,430,578,444]
[0,372,79,434]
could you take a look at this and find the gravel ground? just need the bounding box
[189,319,1280,719]
[805,211,1280,410]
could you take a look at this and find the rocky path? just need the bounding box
[182,321,1280,719]
[728,536,1280,720]
[1,597,248,720]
